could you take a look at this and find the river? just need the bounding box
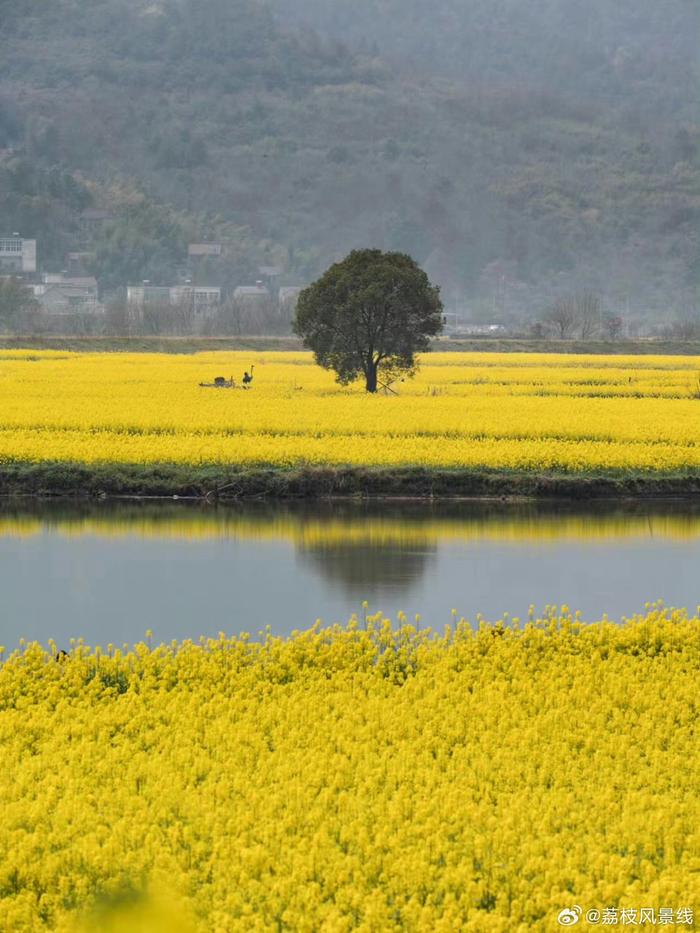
[1,500,699,647]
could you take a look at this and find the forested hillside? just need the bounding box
[1,0,698,323]
[271,0,698,121]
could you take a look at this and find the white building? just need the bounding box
[193,287,221,313]
[233,284,270,303]
[41,274,98,297]
[33,285,102,315]
[0,236,37,274]
[127,284,221,315]
[171,285,221,313]
[126,285,171,306]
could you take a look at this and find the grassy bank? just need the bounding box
[2,461,700,500]
[2,334,700,355]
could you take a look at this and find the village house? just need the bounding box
[32,274,102,314]
[42,273,98,297]
[0,236,37,275]
[34,286,102,315]
[127,284,221,315]
[172,285,221,314]
[233,283,270,306]
[126,285,171,306]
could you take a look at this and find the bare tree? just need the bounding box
[670,315,700,340]
[543,292,602,340]
[602,312,624,341]
[209,296,242,335]
[544,297,577,339]
[209,295,290,336]
[139,298,194,335]
[576,291,601,339]
[168,297,194,335]
[104,299,132,336]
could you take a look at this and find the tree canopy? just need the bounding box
[294,250,443,392]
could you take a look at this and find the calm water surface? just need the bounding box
[1,500,699,646]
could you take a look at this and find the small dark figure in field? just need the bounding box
[55,649,69,661]
[199,376,235,388]
[242,365,255,387]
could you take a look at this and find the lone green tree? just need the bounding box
[294,249,443,392]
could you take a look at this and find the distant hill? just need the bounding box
[1,0,698,323]
[271,0,699,120]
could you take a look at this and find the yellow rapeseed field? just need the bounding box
[1,609,699,931]
[2,349,700,472]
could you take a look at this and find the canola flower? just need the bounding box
[1,607,700,931]
[1,350,700,472]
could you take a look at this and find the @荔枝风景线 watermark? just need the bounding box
[557,905,694,926]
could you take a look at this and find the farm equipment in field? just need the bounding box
[199,366,255,389]
[199,376,236,388]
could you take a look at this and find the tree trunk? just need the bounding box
[365,361,378,393]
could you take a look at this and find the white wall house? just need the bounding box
[33,285,103,315]
[233,284,270,304]
[127,284,221,314]
[42,274,98,297]
[0,236,37,274]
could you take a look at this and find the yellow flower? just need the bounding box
[1,349,699,472]
[0,608,699,930]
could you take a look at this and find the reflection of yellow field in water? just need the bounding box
[2,510,700,545]
[1,349,700,471]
